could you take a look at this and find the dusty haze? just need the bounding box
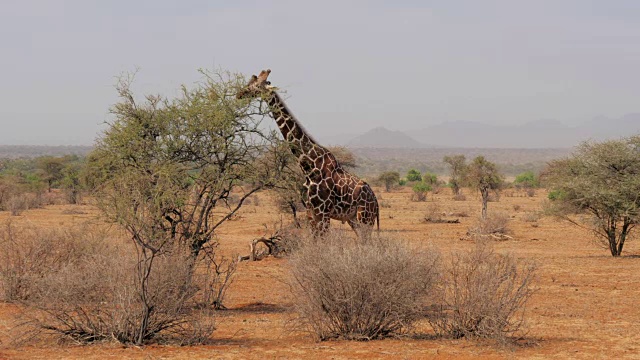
[1,1,640,146]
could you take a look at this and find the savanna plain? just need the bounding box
[0,185,638,360]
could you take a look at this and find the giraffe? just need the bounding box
[237,69,379,237]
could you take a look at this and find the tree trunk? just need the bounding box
[481,188,489,220]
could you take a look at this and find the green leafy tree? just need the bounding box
[443,154,466,195]
[378,171,400,192]
[514,171,539,189]
[544,137,640,256]
[465,156,503,219]
[60,161,84,204]
[36,156,65,192]
[406,169,422,182]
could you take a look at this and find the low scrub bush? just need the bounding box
[424,203,443,223]
[1,222,224,345]
[7,195,28,216]
[289,232,440,340]
[468,212,511,238]
[453,193,467,201]
[0,222,97,301]
[428,242,536,342]
[521,211,541,223]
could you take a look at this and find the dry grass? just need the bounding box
[289,232,440,341]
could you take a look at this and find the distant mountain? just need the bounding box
[0,145,93,158]
[347,127,425,148]
[401,115,640,148]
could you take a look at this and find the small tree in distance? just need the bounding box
[465,156,503,219]
[378,171,400,192]
[544,137,640,256]
[443,155,466,195]
[406,169,422,182]
[411,182,432,202]
[514,171,539,189]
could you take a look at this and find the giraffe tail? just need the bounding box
[376,208,380,233]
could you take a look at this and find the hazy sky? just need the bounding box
[2,0,640,145]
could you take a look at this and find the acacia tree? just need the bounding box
[378,171,400,192]
[36,156,65,192]
[465,156,503,219]
[443,154,466,195]
[544,137,640,256]
[86,70,287,343]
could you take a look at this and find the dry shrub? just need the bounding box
[7,195,28,216]
[26,250,214,345]
[468,212,511,238]
[380,200,391,208]
[487,193,500,202]
[450,210,469,218]
[453,193,467,201]
[250,195,260,206]
[424,203,443,223]
[521,211,541,223]
[196,243,237,310]
[512,204,521,212]
[525,188,536,197]
[0,222,98,301]
[2,222,219,345]
[411,192,428,202]
[428,242,536,342]
[289,232,440,341]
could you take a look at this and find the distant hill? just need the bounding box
[347,127,425,148]
[0,145,93,158]
[403,115,640,148]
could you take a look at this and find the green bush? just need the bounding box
[547,189,566,201]
[422,172,439,185]
[406,169,422,182]
[513,171,539,189]
[411,182,432,202]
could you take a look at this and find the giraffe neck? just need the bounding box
[266,92,320,158]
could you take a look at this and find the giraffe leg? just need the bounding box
[349,206,374,240]
[307,208,330,237]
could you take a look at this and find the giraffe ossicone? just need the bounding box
[238,69,380,237]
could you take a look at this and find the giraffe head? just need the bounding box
[236,69,275,99]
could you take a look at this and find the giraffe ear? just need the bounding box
[257,69,271,84]
[246,75,258,87]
